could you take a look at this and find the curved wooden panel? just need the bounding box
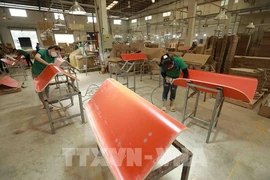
[120,53,147,61]
[0,76,19,88]
[1,58,17,66]
[34,65,77,92]
[85,79,186,180]
[173,69,258,103]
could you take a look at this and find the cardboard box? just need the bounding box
[258,94,270,118]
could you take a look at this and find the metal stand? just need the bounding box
[3,59,27,80]
[182,82,225,143]
[45,75,85,134]
[140,59,162,86]
[109,61,137,92]
[97,140,193,180]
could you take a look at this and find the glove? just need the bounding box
[166,76,173,84]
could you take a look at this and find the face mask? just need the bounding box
[50,51,58,58]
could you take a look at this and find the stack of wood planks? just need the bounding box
[257,32,270,57]
[232,56,270,90]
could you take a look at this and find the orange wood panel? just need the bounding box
[120,53,147,61]
[173,69,258,103]
[34,65,78,92]
[1,58,17,66]
[0,76,19,88]
[85,78,186,180]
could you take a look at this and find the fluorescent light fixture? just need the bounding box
[173,35,176,38]
[195,33,198,36]
[131,19,137,23]
[107,1,118,9]
[69,1,86,15]
[145,16,152,21]
[9,8,27,17]
[163,12,171,17]
[152,0,155,3]
[114,19,121,25]
[204,34,207,37]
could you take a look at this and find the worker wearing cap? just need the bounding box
[160,54,189,112]
[15,49,33,68]
[32,45,61,109]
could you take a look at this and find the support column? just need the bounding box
[184,0,197,46]
[94,0,109,62]
[224,0,234,34]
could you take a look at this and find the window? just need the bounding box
[145,16,152,21]
[88,17,97,23]
[54,13,64,20]
[114,19,122,25]
[163,12,171,17]
[54,34,74,45]
[131,19,137,23]
[10,30,38,49]
[9,9,27,17]
[221,0,229,6]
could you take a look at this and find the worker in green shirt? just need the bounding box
[75,42,79,50]
[160,54,189,112]
[15,49,33,68]
[32,45,61,109]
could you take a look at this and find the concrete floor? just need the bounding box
[0,69,270,180]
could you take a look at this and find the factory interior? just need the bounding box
[0,0,270,180]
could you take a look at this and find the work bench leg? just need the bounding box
[45,100,55,134]
[182,86,190,123]
[215,98,225,127]
[78,92,85,124]
[181,153,193,180]
[206,91,221,143]
[194,91,200,117]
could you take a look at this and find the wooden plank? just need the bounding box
[0,86,21,95]
[222,92,265,109]
[235,35,251,56]
[224,35,239,74]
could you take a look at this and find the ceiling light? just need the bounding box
[195,33,198,36]
[246,22,255,29]
[128,1,131,8]
[52,24,60,31]
[170,19,180,26]
[152,0,155,3]
[215,9,228,20]
[113,1,119,4]
[214,25,221,32]
[204,34,207,37]
[69,1,86,15]
[106,7,110,10]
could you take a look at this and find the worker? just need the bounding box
[80,41,84,47]
[75,42,79,50]
[36,43,40,52]
[14,49,33,68]
[160,54,189,112]
[0,47,4,74]
[32,45,61,109]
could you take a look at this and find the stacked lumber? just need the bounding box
[224,35,239,74]
[235,35,251,56]
[232,56,270,89]
[229,68,267,91]
[257,32,270,57]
